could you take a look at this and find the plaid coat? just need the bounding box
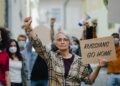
[30,35,93,86]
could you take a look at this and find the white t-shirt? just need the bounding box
[9,59,22,83]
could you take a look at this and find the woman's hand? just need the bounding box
[98,58,108,67]
[22,16,32,32]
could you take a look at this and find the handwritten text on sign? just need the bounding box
[80,37,116,64]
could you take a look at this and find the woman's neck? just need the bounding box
[60,50,72,59]
[12,54,17,58]
[11,54,19,61]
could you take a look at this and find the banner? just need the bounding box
[80,36,116,64]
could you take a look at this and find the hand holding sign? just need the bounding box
[98,58,108,67]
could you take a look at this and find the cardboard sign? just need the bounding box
[80,36,116,64]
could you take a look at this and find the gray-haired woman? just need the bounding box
[22,17,107,86]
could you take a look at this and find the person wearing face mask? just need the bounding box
[18,41,26,51]
[17,34,49,86]
[6,39,28,86]
[17,34,36,86]
[70,36,81,56]
[107,33,120,86]
[17,34,27,51]
[0,27,11,86]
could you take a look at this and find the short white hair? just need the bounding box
[54,31,72,44]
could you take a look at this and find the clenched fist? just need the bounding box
[22,16,33,32]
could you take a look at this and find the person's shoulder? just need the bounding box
[119,45,120,48]
[0,51,9,59]
[115,45,120,49]
[74,53,81,57]
[1,51,9,55]
[74,54,82,60]
[118,45,120,50]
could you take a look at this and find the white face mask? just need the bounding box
[70,45,79,51]
[9,46,17,53]
[18,41,26,49]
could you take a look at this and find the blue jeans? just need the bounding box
[107,73,120,86]
[31,80,48,86]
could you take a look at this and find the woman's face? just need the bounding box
[55,33,70,51]
[9,41,17,54]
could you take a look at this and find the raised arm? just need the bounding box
[22,17,50,60]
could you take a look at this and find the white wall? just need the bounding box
[108,0,120,23]
[0,0,5,26]
[66,0,84,29]
[31,0,64,28]
[8,0,27,39]
[32,0,85,39]
[8,0,119,39]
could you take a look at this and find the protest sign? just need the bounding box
[80,36,116,64]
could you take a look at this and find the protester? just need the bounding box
[22,17,107,86]
[82,20,97,39]
[6,39,28,86]
[17,34,37,85]
[107,33,120,86]
[0,27,11,86]
[31,55,48,86]
[17,34,49,86]
[70,36,81,56]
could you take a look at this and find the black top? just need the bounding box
[63,55,74,78]
[31,55,48,80]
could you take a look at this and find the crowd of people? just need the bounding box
[0,16,119,86]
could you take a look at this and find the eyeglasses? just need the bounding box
[56,38,69,42]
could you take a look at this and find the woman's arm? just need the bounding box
[5,71,11,86]
[88,65,101,84]
[88,58,108,84]
[22,17,50,60]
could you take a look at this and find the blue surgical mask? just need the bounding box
[18,41,26,49]
[9,46,17,53]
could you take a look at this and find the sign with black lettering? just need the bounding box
[80,36,116,64]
